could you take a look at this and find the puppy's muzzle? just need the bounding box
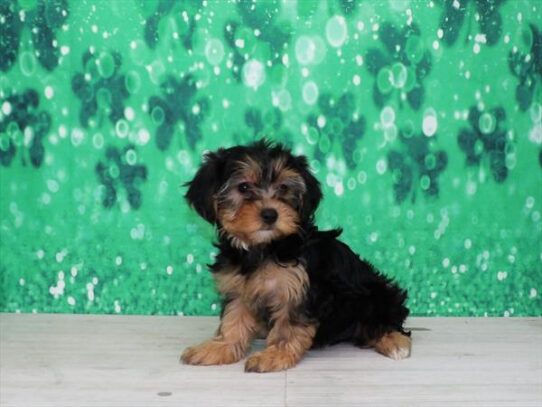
[260,208,278,225]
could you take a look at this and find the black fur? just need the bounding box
[211,226,409,347]
[184,148,228,223]
[185,140,322,224]
[186,140,410,348]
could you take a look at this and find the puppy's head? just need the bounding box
[185,140,321,248]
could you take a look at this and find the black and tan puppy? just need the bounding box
[181,140,411,373]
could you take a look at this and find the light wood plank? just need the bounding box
[286,318,542,407]
[0,315,284,407]
[1,314,541,407]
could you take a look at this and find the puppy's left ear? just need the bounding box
[294,155,322,221]
[185,149,227,223]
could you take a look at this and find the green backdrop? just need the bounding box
[1,0,541,317]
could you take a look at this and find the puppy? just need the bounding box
[181,140,411,373]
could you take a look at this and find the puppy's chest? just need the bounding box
[215,261,309,312]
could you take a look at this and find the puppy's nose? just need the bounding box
[260,208,278,225]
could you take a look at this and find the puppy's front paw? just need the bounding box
[374,331,411,360]
[181,340,242,365]
[244,347,299,373]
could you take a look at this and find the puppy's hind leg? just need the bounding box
[373,331,412,360]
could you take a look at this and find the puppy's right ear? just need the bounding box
[184,149,227,224]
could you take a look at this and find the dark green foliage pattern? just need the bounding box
[0,0,540,317]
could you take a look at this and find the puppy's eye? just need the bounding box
[237,182,250,193]
[278,184,289,193]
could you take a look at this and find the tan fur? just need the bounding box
[271,155,287,176]
[219,201,262,242]
[245,262,309,312]
[184,262,314,371]
[184,147,412,372]
[373,331,412,360]
[243,266,316,372]
[218,198,299,246]
[215,262,309,312]
[181,340,241,365]
[272,201,300,235]
[183,154,316,370]
[274,168,305,191]
[214,156,305,248]
[235,156,262,183]
[214,266,245,298]
[245,317,316,372]
[181,298,257,365]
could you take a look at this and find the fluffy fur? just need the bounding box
[181,140,411,372]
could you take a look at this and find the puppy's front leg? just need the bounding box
[245,319,316,373]
[181,299,257,365]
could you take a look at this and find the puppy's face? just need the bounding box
[185,141,322,248]
[215,154,306,247]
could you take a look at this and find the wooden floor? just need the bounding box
[0,314,541,407]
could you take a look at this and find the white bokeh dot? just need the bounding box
[302,81,319,105]
[242,59,265,89]
[326,16,348,48]
[422,109,438,137]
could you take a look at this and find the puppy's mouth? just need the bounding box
[217,201,300,249]
[253,228,276,240]
[246,228,278,244]
[225,227,281,250]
